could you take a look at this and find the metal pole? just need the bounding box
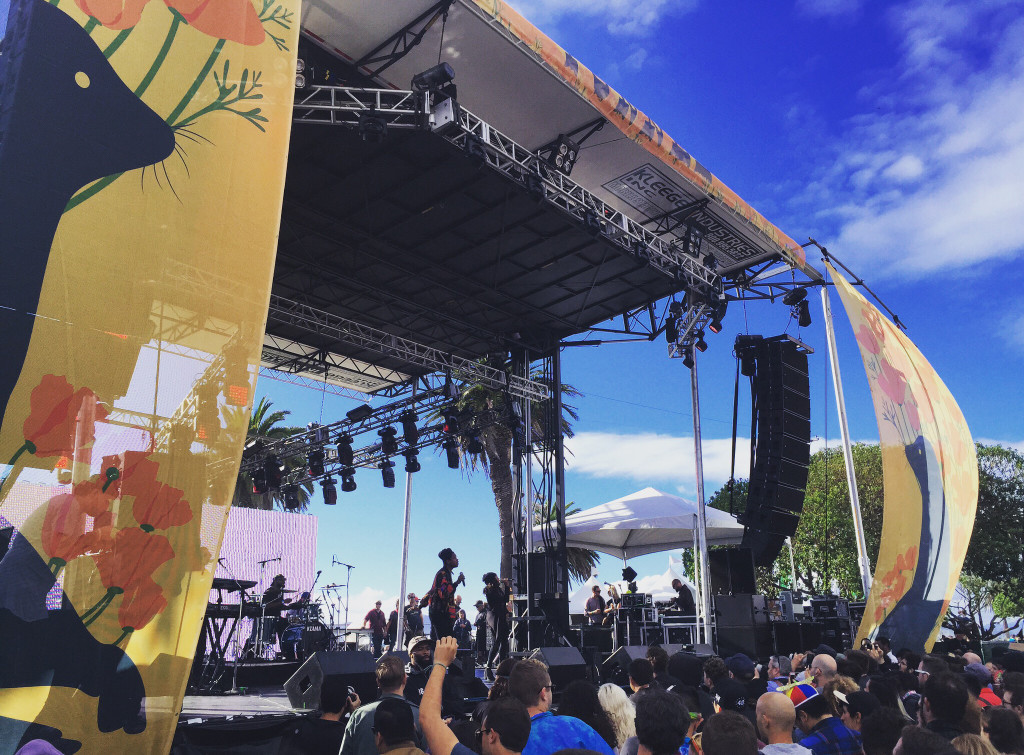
[552,347,566,592]
[821,287,873,595]
[690,350,713,646]
[787,536,798,591]
[396,382,417,653]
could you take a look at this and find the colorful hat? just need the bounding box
[784,682,819,707]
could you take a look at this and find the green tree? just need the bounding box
[230,398,313,511]
[962,444,1024,599]
[533,498,600,586]
[951,574,1024,641]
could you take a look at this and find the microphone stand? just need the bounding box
[256,556,282,659]
[218,558,246,695]
[333,557,354,651]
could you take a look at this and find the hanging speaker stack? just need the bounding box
[737,336,811,566]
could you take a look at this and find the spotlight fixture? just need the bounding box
[399,411,419,445]
[295,58,314,89]
[283,486,300,511]
[403,449,421,474]
[621,566,638,583]
[682,224,703,255]
[796,300,812,328]
[582,209,602,237]
[194,384,220,442]
[465,135,488,167]
[631,239,650,262]
[525,172,545,203]
[264,455,284,490]
[321,477,338,506]
[443,438,460,469]
[547,134,580,176]
[337,434,355,467]
[709,300,728,334]
[694,329,708,353]
[411,62,455,92]
[251,467,268,495]
[307,447,326,477]
[782,287,808,306]
[378,426,399,455]
[341,467,357,493]
[346,404,373,422]
[681,347,695,370]
[380,459,396,489]
[442,409,461,435]
[665,318,679,344]
[702,252,717,270]
[466,433,484,455]
[357,112,388,143]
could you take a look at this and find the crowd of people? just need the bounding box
[293,632,1024,755]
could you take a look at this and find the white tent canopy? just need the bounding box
[534,487,744,561]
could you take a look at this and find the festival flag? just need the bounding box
[829,264,978,653]
[0,0,297,752]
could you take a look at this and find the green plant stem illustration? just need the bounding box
[135,13,183,97]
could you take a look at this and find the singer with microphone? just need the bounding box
[424,548,464,640]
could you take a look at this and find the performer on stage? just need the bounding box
[603,584,620,627]
[243,573,293,658]
[584,584,606,625]
[671,578,696,615]
[363,600,387,655]
[405,593,425,637]
[483,571,510,678]
[426,548,465,640]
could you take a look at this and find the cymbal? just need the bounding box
[281,589,299,593]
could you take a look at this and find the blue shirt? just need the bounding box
[798,717,862,755]
[522,712,615,755]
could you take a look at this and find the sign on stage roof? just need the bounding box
[299,0,809,277]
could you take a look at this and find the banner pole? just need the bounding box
[690,350,713,645]
[821,286,873,595]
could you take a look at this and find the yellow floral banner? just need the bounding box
[829,265,978,652]
[0,0,297,752]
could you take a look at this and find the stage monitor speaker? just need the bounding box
[693,643,715,657]
[739,337,812,566]
[655,643,686,656]
[455,649,477,681]
[601,646,646,685]
[708,547,756,595]
[284,650,378,710]
[716,625,772,661]
[529,647,587,690]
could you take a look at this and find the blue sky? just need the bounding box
[258,0,1024,622]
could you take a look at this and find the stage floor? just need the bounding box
[181,688,302,720]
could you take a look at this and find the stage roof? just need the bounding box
[267,1,813,395]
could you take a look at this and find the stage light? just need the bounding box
[665,318,679,344]
[341,467,357,493]
[225,382,249,406]
[796,300,812,328]
[684,224,703,255]
[466,433,483,455]
[358,112,387,143]
[709,300,727,334]
[547,134,580,176]
[379,426,399,455]
[403,449,421,474]
[411,62,455,92]
[622,566,638,582]
[337,434,355,466]
[380,459,396,488]
[702,252,717,270]
[783,287,808,306]
[681,348,695,370]
[583,210,602,237]
[284,486,300,511]
[307,447,326,477]
[443,438,460,469]
[195,384,219,442]
[631,239,650,262]
[295,58,314,89]
[264,455,284,490]
[347,405,373,422]
[322,477,338,506]
[442,408,461,435]
[525,172,546,203]
[252,467,268,495]
[465,135,488,167]
[400,411,419,445]
[694,329,708,353]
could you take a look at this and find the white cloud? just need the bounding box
[977,438,1024,454]
[624,47,649,71]
[507,0,699,36]
[788,0,1024,276]
[795,0,862,17]
[1002,308,1024,353]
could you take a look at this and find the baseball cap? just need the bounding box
[407,635,434,651]
[726,653,756,678]
[784,682,819,708]
[714,677,749,712]
[836,690,880,718]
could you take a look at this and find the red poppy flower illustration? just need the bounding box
[118,578,167,635]
[905,399,922,434]
[73,0,153,29]
[855,324,881,355]
[93,527,175,593]
[116,450,192,531]
[164,0,266,46]
[22,375,107,459]
[41,494,97,570]
[877,358,908,406]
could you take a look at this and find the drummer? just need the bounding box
[243,574,294,658]
[281,591,312,660]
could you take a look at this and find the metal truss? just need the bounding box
[352,0,456,80]
[291,86,720,293]
[262,333,409,395]
[667,304,713,361]
[267,295,551,402]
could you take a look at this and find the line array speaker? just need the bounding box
[708,547,756,595]
[738,336,811,565]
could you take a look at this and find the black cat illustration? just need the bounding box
[0,0,174,429]
[0,532,146,740]
[874,434,951,652]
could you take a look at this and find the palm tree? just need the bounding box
[533,498,600,585]
[230,398,313,511]
[439,356,581,581]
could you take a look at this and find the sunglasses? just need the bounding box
[475,728,493,743]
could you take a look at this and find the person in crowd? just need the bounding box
[922,673,970,741]
[727,653,766,701]
[585,584,607,625]
[875,636,899,668]
[556,680,618,750]
[404,636,435,707]
[766,655,793,691]
[341,654,421,755]
[755,691,811,754]
[899,651,923,676]
[860,708,908,755]
[364,600,388,656]
[288,676,359,753]
[628,658,656,700]
[484,572,511,677]
[953,733,1001,755]
[1002,677,1024,720]
[919,654,952,682]
[371,697,425,755]
[635,689,694,755]
[703,656,729,695]
[894,724,961,755]
[898,669,923,721]
[838,650,877,685]
[809,654,838,692]
[965,663,1003,708]
[820,676,859,718]
[508,658,614,755]
[489,658,518,701]
[405,593,425,637]
[864,674,908,718]
[702,709,758,755]
[791,686,862,755]
[834,689,879,733]
[473,600,488,662]
[984,707,1024,754]
[387,600,400,652]
[597,682,636,751]
[669,653,716,720]
[671,579,696,615]
[960,674,987,735]
[427,548,466,640]
[454,608,473,649]
[422,636,531,755]
[647,646,679,691]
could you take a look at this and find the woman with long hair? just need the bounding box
[598,681,636,751]
[482,571,510,676]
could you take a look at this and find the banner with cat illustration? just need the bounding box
[0,1,298,752]
[829,265,978,653]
